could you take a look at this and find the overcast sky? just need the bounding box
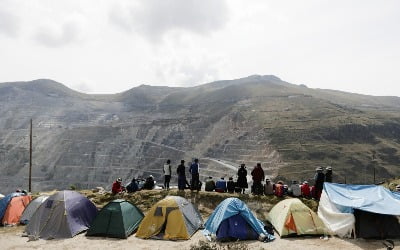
[1,0,399,96]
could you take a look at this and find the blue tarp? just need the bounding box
[203,198,275,242]
[324,183,400,215]
[0,192,24,221]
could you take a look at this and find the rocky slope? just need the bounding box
[1,76,400,193]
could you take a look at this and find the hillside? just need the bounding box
[1,76,400,193]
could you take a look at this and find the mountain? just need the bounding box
[1,76,400,193]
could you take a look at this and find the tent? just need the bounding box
[25,190,98,239]
[136,196,203,240]
[268,198,326,237]
[86,199,144,238]
[2,195,32,225]
[0,192,26,223]
[318,183,400,238]
[20,195,49,225]
[203,198,275,242]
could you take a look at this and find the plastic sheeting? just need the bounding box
[203,198,275,242]
[323,183,400,215]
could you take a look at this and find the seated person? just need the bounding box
[205,176,216,192]
[301,181,311,198]
[142,175,155,190]
[274,181,284,197]
[227,177,235,193]
[264,178,274,195]
[126,178,139,193]
[290,180,301,197]
[112,178,125,195]
[215,177,227,193]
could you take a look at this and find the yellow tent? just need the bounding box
[135,196,203,240]
[267,198,326,237]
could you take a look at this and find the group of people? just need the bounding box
[111,158,334,200]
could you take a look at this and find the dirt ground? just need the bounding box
[0,226,398,250]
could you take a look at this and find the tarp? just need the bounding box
[323,183,400,215]
[25,190,97,239]
[136,196,203,240]
[2,195,32,225]
[203,198,274,242]
[20,195,49,225]
[268,198,326,237]
[87,199,144,238]
[0,192,24,221]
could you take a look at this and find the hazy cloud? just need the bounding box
[33,21,82,48]
[0,7,20,37]
[109,0,229,42]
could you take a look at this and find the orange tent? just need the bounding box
[2,195,32,225]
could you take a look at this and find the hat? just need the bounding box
[265,178,270,181]
[303,181,308,184]
[117,178,122,182]
[181,159,185,163]
[326,166,332,171]
[316,167,323,171]
[149,175,154,178]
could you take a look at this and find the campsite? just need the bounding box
[1,186,400,250]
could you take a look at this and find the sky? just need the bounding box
[0,0,399,96]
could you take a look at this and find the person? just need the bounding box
[290,180,301,197]
[314,167,325,200]
[283,184,289,196]
[264,178,274,195]
[251,163,265,195]
[163,159,172,190]
[205,176,216,192]
[325,166,333,183]
[274,181,284,197]
[126,178,139,193]
[396,185,400,192]
[215,177,227,193]
[143,175,155,190]
[189,159,200,191]
[301,181,311,198]
[227,177,235,193]
[177,160,186,191]
[237,164,248,194]
[112,178,125,195]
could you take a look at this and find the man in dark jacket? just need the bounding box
[325,166,333,182]
[189,159,200,191]
[314,167,325,200]
[177,160,186,191]
[227,177,235,193]
[126,178,139,193]
[251,163,265,195]
[205,176,216,192]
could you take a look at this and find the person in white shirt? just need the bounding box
[163,159,172,190]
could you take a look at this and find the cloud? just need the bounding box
[109,0,229,42]
[0,6,20,38]
[33,21,82,48]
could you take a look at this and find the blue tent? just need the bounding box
[323,183,400,215]
[0,192,24,222]
[203,198,274,242]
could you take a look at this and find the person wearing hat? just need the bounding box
[177,160,187,191]
[237,163,248,194]
[313,167,325,200]
[325,166,333,183]
[112,177,125,195]
[301,181,311,198]
[227,177,235,193]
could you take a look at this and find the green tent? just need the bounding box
[86,199,144,239]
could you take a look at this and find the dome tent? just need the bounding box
[20,195,49,225]
[203,198,275,242]
[2,195,32,225]
[136,196,203,240]
[87,199,144,239]
[268,198,326,237]
[25,190,97,239]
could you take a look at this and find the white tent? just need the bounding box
[20,195,49,224]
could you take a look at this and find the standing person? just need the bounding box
[189,158,200,191]
[237,164,248,194]
[314,167,325,200]
[177,160,186,191]
[325,166,333,183]
[251,163,265,195]
[163,159,172,190]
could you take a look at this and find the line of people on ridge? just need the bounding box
[111,159,333,201]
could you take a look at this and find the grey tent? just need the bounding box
[25,190,98,239]
[20,195,49,225]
